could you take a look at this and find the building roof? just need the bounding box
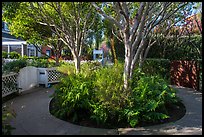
[2,31,24,41]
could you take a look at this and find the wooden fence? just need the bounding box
[170,60,201,91]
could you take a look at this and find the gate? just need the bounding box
[170,60,200,90]
[18,66,39,93]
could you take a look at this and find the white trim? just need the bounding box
[21,44,24,57]
[2,41,27,45]
[2,30,10,34]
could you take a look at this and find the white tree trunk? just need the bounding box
[74,55,81,74]
[92,2,188,91]
[124,39,132,91]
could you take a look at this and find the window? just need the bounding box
[30,49,35,56]
[46,50,51,56]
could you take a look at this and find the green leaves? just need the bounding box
[2,59,27,74]
[51,64,96,120]
[51,62,180,128]
[2,106,16,135]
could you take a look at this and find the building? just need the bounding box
[2,21,56,58]
[2,21,43,57]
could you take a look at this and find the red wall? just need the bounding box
[41,46,53,56]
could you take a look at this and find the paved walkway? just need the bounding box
[3,85,202,135]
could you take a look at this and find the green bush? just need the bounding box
[51,62,180,128]
[8,52,20,59]
[38,56,49,59]
[81,61,101,75]
[148,35,202,60]
[2,106,16,135]
[57,63,75,75]
[3,59,27,74]
[51,72,95,122]
[2,51,8,59]
[57,61,101,76]
[127,72,178,127]
[27,58,56,68]
[19,55,28,60]
[141,59,171,83]
[90,63,129,125]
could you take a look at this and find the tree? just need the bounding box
[92,2,192,91]
[103,19,118,64]
[2,2,64,66]
[3,2,97,73]
[92,14,104,50]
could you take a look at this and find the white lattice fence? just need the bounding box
[47,68,62,83]
[2,73,19,97]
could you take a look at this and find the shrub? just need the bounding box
[19,55,29,60]
[148,35,202,60]
[57,63,75,75]
[3,59,27,74]
[2,106,16,135]
[27,58,56,68]
[8,52,20,59]
[38,56,49,59]
[51,62,180,128]
[126,72,178,127]
[90,63,129,125]
[141,59,171,83]
[57,61,101,76]
[51,72,95,122]
[2,51,8,59]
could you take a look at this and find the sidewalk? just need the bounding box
[2,85,202,135]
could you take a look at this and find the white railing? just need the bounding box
[2,73,19,97]
[38,67,63,87]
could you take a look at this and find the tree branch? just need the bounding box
[92,2,123,30]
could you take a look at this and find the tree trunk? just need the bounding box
[74,55,81,74]
[123,41,132,91]
[110,36,118,64]
[55,52,60,66]
[138,51,144,70]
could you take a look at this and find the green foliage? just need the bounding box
[38,56,49,59]
[3,59,27,74]
[57,63,75,75]
[8,51,21,59]
[2,57,58,74]
[57,61,102,76]
[127,72,178,127]
[19,55,28,60]
[27,58,56,68]
[51,72,95,122]
[51,62,180,128]
[81,61,102,75]
[90,63,129,125]
[94,63,125,111]
[2,106,16,135]
[2,51,8,58]
[148,35,202,60]
[141,59,171,83]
